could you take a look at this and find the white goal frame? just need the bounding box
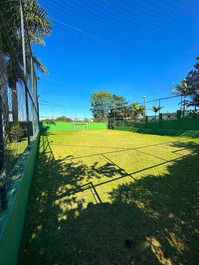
[72,122,88,130]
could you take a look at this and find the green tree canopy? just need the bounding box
[90,90,128,120]
[42,116,73,122]
[0,0,52,124]
[186,57,199,94]
[151,105,163,119]
[55,116,73,122]
[186,57,199,110]
[129,103,145,121]
[172,57,199,112]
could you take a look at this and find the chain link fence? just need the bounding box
[108,94,199,130]
[0,1,39,211]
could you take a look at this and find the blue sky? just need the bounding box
[35,0,199,119]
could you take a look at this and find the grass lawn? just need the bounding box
[18,130,199,265]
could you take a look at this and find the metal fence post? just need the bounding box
[177,110,182,129]
[25,87,31,145]
[20,0,30,145]
[145,116,148,128]
[159,113,162,129]
[35,78,40,128]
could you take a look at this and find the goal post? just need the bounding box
[72,122,88,130]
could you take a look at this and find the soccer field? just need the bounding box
[18,130,199,265]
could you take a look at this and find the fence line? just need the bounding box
[109,109,199,131]
[0,2,39,211]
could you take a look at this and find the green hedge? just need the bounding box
[0,133,40,265]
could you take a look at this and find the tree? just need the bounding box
[186,93,199,111]
[151,105,163,120]
[0,0,51,69]
[41,119,54,122]
[0,0,51,123]
[186,57,199,94]
[109,94,129,120]
[172,57,199,114]
[173,79,190,114]
[90,91,128,120]
[90,91,113,120]
[186,57,199,111]
[55,116,73,122]
[129,103,145,121]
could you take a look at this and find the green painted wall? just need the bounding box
[114,115,199,136]
[114,126,199,138]
[88,122,107,130]
[43,122,73,130]
[0,133,40,265]
[42,122,107,131]
[137,119,199,130]
[181,118,199,130]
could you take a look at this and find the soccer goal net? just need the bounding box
[73,122,88,130]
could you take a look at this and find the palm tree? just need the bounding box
[151,105,163,120]
[129,103,145,121]
[0,0,51,123]
[173,79,190,115]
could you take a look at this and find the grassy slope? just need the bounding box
[18,130,199,265]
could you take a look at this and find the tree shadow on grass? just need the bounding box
[109,141,199,265]
[18,136,199,265]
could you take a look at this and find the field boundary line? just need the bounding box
[50,143,124,150]
[65,156,187,194]
[59,140,190,161]
[102,154,136,181]
[59,181,102,204]
[58,153,196,197]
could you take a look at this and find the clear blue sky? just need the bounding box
[35,0,199,119]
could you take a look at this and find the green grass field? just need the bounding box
[18,130,199,265]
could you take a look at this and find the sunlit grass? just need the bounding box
[18,130,199,265]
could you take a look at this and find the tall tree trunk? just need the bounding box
[11,83,18,124]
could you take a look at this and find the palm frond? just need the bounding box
[151,106,163,113]
[29,34,45,46]
[32,56,48,74]
[173,79,190,97]
[24,0,52,37]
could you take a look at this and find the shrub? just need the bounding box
[8,123,24,142]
